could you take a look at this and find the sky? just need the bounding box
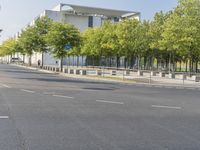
[0,0,178,43]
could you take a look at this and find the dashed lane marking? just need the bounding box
[152,105,182,110]
[0,116,9,119]
[0,84,12,88]
[53,95,74,99]
[96,100,124,105]
[21,89,35,93]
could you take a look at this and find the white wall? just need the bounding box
[45,10,62,22]
[28,9,140,66]
[43,52,59,66]
[64,15,89,32]
[31,52,42,65]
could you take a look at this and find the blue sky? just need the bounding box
[0,0,178,43]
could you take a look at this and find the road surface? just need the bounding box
[0,64,200,150]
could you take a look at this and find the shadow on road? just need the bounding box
[17,77,117,85]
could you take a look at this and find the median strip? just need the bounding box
[96,100,124,105]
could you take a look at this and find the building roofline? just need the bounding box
[53,3,140,17]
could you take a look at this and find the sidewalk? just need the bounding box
[11,64,200,88]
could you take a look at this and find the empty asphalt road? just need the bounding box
[0,64,200,150]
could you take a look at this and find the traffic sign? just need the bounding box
[64,44,72,50]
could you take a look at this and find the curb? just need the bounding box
[9,64,200,89]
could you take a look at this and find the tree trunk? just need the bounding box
[196,61,198,73]
[124,57,127,69]
[109,56,112,67]
[189,59,192,75]
[186,60,188,72]
[41,52,44,67]
[81,56,84,67]
[130,55,135,69]
[77,56,79,67]
[92,56,95,67]
[192,60,194,73]
[156,58,159,70]
[60,57,63,72]
[116,56,120,68]
[138,56,140,71]
[169,53,171,73]
[144,56,147,70]
[29,55,32,66]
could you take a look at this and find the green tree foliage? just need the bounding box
[45,22,81,71]
[34,16,53,53]
[19,26,39,63]
[1,1,200,72]
[161,0,200,72]
[0,38,16,56]
[117,19,139,59]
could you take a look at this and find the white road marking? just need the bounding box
[96,100,124,105]
[21,89,35,93]
[53,95,74,99]
[0,116,9,119]
[0,84,11,88]
[152,105,182,110]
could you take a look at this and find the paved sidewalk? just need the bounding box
[10,64,200,88]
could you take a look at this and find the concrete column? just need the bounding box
[192,76,200,82]
[96,70,102,76]
[150,71,156,76]
[179,74,186,80]
[75,69,80,75]
[80,70,87,75]
[63,68,68,73]
[159,72,165,77]
[169,73,175,79]
[137,70,143,76]
[69,69,74,74]
[111,70,117,76]
[56,67,60,72]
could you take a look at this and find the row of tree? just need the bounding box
[0,0,200,72]
[0,17,81,71]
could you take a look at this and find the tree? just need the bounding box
[148,11,172,70]
[34,16,53,66]
[81,27,103,66]
[0,38,16,58]
[100,21,119,67]
[45,22,81,71]
[116,19,140,68]
[18,26,40,66]
[137,21,152,70]
[161,0,200,72]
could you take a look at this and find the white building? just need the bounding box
[15,3,141,66]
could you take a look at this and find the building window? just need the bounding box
[114,17,119,22]
[88,16,93,27]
